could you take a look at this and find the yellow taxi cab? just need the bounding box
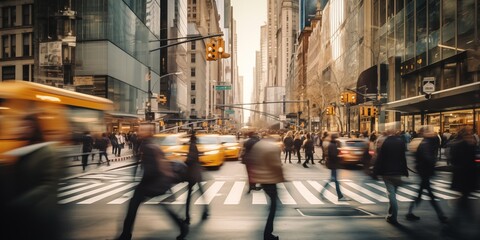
[152,133,189,161]
[219,135,241,160]
[196,134,226,168]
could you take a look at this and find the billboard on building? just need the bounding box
[39,42,62,67]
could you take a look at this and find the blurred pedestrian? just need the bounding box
[373,124,408,224]
[406,126,447,223]
[116,132,125,157]
[95,133,111,166]
[241,131,261,193]
[110,132,119,156]
[443,126,479,238]
[320,133,345,200]
[283,131,294,163]
[302,133,315,166]
[293,133,303,164]
[245,135,285,240]
[0,113,63,240]
[116,124,188,240]
[184,131,209,225]
[81,131,94,171]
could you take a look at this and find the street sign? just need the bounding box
[423,77,435,94]
[225,109,235,114]
[215,85,232,90]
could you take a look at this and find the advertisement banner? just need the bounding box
[39,41,62,67]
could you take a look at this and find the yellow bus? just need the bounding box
[0,80,113,154]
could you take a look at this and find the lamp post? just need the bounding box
[146,70,182,121]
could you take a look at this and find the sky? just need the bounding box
[231,0,267,121]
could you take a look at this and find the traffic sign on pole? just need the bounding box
[215,85,232,90]
[423,77,435,94]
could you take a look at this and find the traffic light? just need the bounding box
[340,91,357,104]
[157,94,167,105]
[326,106,335,115]
[340,93,347,103]
[372,107,378,116]
[360,106,366,116]
[206,39,218,61]
[217,37,231,59]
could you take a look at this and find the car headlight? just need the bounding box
[204,150,219,155]
[226,146,239,150]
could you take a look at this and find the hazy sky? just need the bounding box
[231,0,267,120]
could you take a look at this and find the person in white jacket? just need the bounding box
[115,132,125,157]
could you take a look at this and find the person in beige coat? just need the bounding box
[246,136,285,240]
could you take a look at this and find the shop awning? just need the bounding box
[385,81,480,113]
[356,64,388,103]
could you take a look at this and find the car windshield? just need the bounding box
[220,135,237,143]
[197,136,220,144]
[345,141,367,148]
[154,136,179,146]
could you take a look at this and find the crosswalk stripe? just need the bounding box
[307,180,347,205]
[58,183,103,197]
[409,184,456,200]
[171,182,206,204]
[77,183,138,204]
[108,190,135,204]
[252,191,267,204]
[365,183,413,202]
[278,183,296,205]
[58,182,88,191]
[430,181,462,196]
[292,181,323,204]
[224,181,246,205]
[145,182,189,204]
[344,182,389,202]
[59,182,124,204]
[432,180,480,198]
[398,186,430,200]
[194,181,225,205]
[332,182,374,204]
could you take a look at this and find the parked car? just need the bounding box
[336,137,369,165]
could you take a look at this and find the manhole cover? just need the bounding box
[297,207,376,217]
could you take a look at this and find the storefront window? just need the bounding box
[426,113,441,133]
[443,110,473,134]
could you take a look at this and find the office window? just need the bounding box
[10,34,15,57]
[191,41,196,50]
[191,67,195,77]
[23,64,29,81]
[22,4,31,25]
[2,7,8,28]
[10,6,15,26]
[191,53,195,63]
[2,66,15,80]
[22,33,30,56]
[191,83,196,91]
[2,35,8,58]
[191,97,196,104]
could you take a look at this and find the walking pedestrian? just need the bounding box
[293,133,303,164]
[110,132,118,156]
[372,124,408,224]
[302,133,315,166]
[184,131,209,225]
[115,124,188,240]
[81,131,94,171]
[245,135,285,240]
[241,131,261,193]
[95,133,111,166]
[406,126,447,223]
[320,133,345,200]
[116,132,125,157]
[282,131,294,163]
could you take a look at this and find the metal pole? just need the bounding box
[147,67,152,122]
[307,99,311,132]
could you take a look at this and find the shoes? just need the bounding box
[302,164,309,168]
[405,213,420,221]
[338,197,349,201]
[115,233,132,240]
[264,234,279,240]
[176,221,189,240]
[289,161,292,163]
[297,161,301,164]
[385,216,399,225]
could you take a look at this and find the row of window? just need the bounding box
[1,32,32,58]
[1,4,32,28]
[2,64,34,81]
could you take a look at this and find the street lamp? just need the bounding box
[146,71,182,121]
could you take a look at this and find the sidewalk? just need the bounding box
[61,146,136,180]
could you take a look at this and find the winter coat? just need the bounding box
[373,135,408,177]
[82,134,94,152]
[449,139,478,193]
[293,138,303,151]
[95,137,110,152]
[415,137,437,178]
[185,142,203,183]
[326,141,340,169]
[137,139,172,197]
[303,138,315,154]
[246,140,285,184]
[283,136,294,151]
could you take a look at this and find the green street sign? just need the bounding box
[215,85,232,90]
[225,109,235,114]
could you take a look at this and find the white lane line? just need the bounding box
[399,185,430,200]
[108,190,135,204]
[308,180,348,205]
[224,181,246,205]
[145,182,189,204]
[278,183,296,205]
[409,185,456,200]
[171,182,205,204]
[58,183,103,197]
[58,182,88,191]
[195,181,225,205]
[59,182,124,204]
[344,182,389,202]
[333,182,374,204]
[78,183,138,204]
[252,191,267,204]
[365,183,413,202]
[431,180,480,198]
[292,181,323,204]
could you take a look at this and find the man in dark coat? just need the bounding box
[373,126,408,224]
[116,124,188,240]
[406,126,447,223]
[320,133,345,200]
[95,133,110,166]
[81,131,94,171]
[242,131,261,193]
[302,133,315,166]
[282,131,294,163]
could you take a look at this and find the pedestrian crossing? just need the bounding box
[57,178,480,206]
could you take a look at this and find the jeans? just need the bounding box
[284,149,292,162]
[383,175,401,220]
[408,175,444,218]
[98,151,109,164]
[261,184,278,239]
[320,169,343,199]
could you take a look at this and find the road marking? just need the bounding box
[58,182,88,191]
[431,180,480,198]
[308,180,347,205]
[171,182,205,204]
[77,183,137,204]
[292,181,323,204]
[278,183,296,205]
[399,185,430,200]
[224,181,246,205]
[108,190,135,204]
[409,184,456,200]
[145,182,189,204]
[365,183,413,202]
[59,182,124,204]
[252,191,267,204]
[344,182,389,202]
[333,182,375,204]
[58,183,103,197]
[195,181,225,205]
